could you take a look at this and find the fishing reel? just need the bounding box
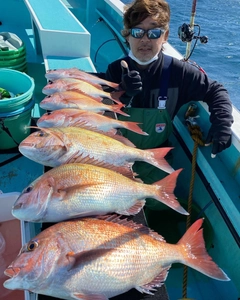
[178,23,208,44]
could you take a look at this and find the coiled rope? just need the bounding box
[181,123,205,299]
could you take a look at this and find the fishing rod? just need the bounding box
[178,0,208,61]
[186,0,197,59]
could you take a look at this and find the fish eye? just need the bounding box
[47,95,51,98]
[38,131,47,137]
[46,112,52,116]
[27,240,38,251]
[25,186,33,193]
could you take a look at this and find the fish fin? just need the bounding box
[64,99,87,109]
[69,119,94,128]
[111,104,130,117]
[83,130,136,147]
[71,155,136,179]
[132,176,143,183]
[136,266,170,294]
[69,88,104,102]
[81,80,103,90]
[121,121,148,136]
[98,214,165,241]
[153,169,188,215]
[104,81,119,89]
[67,67,80,72]
[116,200,145,215]
[71,79,104,90]
[145,147,174,174]
[71,68,119,90]
[110,90,125,102]
[177,218,230,281]
[72,292,108,300]
[46,177,69,200]
[111,164,139,180]
[110,134,136,147]
[105,128,118,135]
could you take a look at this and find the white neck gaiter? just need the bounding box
[128,50,159,66]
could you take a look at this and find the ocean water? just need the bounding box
[122,0,240,110]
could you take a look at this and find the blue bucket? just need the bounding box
[0,68,35,113]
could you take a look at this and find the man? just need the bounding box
[103,0,233,211]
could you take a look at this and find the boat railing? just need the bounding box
[173,102,240,247]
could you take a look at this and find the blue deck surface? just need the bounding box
[45,56,96,72]
[0,152,43,194]
[26,0,86,32]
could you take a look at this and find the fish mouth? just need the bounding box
[13,202,23,210]
[19,141,34,147]
[4,267,21,278]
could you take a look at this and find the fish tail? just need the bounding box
[177,219,230,281]
[110,90,126,104]
[111,104,130,117]
[122,121,148,136]
[107,81,120,89]
[153,169,188,215]
[145,147,174,174]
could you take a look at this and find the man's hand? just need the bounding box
[120,60,142,97]
[205,125,232,158]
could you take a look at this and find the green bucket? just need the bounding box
[0,98,35,149]
[0,68,34,113]
[6,61,28,73]
[0,69,35,149]
[0,32,27,71]
[0,54,26,67]
[0,45,26,59]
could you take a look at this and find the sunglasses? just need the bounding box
[130,28,164,39]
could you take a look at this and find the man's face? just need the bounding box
[126,16,169,66]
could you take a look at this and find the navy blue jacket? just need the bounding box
[102,52,233,135]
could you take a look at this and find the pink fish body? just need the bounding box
[42,78,124,104]
[40,91,128,117]
[37,108,148,136]
[18,127,175,175]
[12,163,186,222]
[45,67,119,89]
[3,216,229,299]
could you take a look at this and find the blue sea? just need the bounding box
[122,0,240,110]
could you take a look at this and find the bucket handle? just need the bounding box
[0,118,19,146]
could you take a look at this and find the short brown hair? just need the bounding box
[121,0,170,38]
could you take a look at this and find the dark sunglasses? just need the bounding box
[130,28,164,39]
